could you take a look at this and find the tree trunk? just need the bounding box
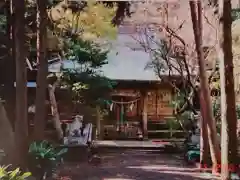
[3,0,16,129]
[48,84,63,140]
[189,0,221,174]
[0,101,15,165]
[218,2,228,178]
[199,89,210,168]
[218,0,238,178]
[13,0,28,168]
[33,0,48,140]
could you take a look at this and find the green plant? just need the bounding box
[168,110,193,133]
[29,141,67,161]
[166,118,181,130]
[0,165,31,180]
[212,100,240,120]
[28,141,68,179]
[232,8,240,21]
[212,99,220,119]
[236,104,240,119]
[169,92,186,111]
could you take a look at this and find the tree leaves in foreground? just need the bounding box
[58,37,116,107]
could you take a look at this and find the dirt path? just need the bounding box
[56,149,219,180]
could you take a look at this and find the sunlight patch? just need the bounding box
[127,165,199,172]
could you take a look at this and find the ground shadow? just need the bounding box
[56,149,219,180]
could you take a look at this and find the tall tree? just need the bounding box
[48,80,63,140]
[33,0,48,140]
[128,1,216,164]
[218,0,238,178]
[2,0,16,129]
[13,0,28,168]
[189,0,220,173]
[199,89,210,167]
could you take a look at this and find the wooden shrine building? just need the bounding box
[45,20,188,140]
[48,56,184,140]
[103,79,178,140]
[95,29,184,140]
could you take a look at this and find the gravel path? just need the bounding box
[56,149,219,180]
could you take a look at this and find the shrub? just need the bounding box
[29,141,67,162]
[0,165,31,180]
[28,141,68,179]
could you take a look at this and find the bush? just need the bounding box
[212,100,240,119]
[29,141,67,162]
[0,165,31,180]
[166,118,181,130]
[28,141,68,179]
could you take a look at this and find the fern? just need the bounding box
[0,165,31,180]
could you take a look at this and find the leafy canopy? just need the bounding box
[55,36,116,107]
[50,0,117,40]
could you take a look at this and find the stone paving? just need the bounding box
[56,149,220,180]
[93,140,172,148]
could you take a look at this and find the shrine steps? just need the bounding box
[60,140,181,163]
[147,120,185,139]
[93,140,184,154]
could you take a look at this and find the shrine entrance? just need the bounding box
[104,90,143,140]
[101,81,177,140]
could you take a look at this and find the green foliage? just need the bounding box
[212,100,240,119]
[232,8,240,21]
[236,105,240,119]
[29,141,67,162]
[75,0,117,39]
[168,91,194,132]
[166,117,181,130]
[62,71,116,106]
[212,99,220,118]
[169,91,186,111]
[46,1,118,107]
[173,111,193,130]
[28,141,67,179]
[179,111,192,121]
[0,15,6,33]
[0,0,118,61]
[0,165,31,180]
[51,0,117,40]
[59,37,116,107]
[64,37,108,68]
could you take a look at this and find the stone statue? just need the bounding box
[63,115,93,145]
[68,115,84,137]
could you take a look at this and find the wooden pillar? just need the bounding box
[142,92,148,140]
